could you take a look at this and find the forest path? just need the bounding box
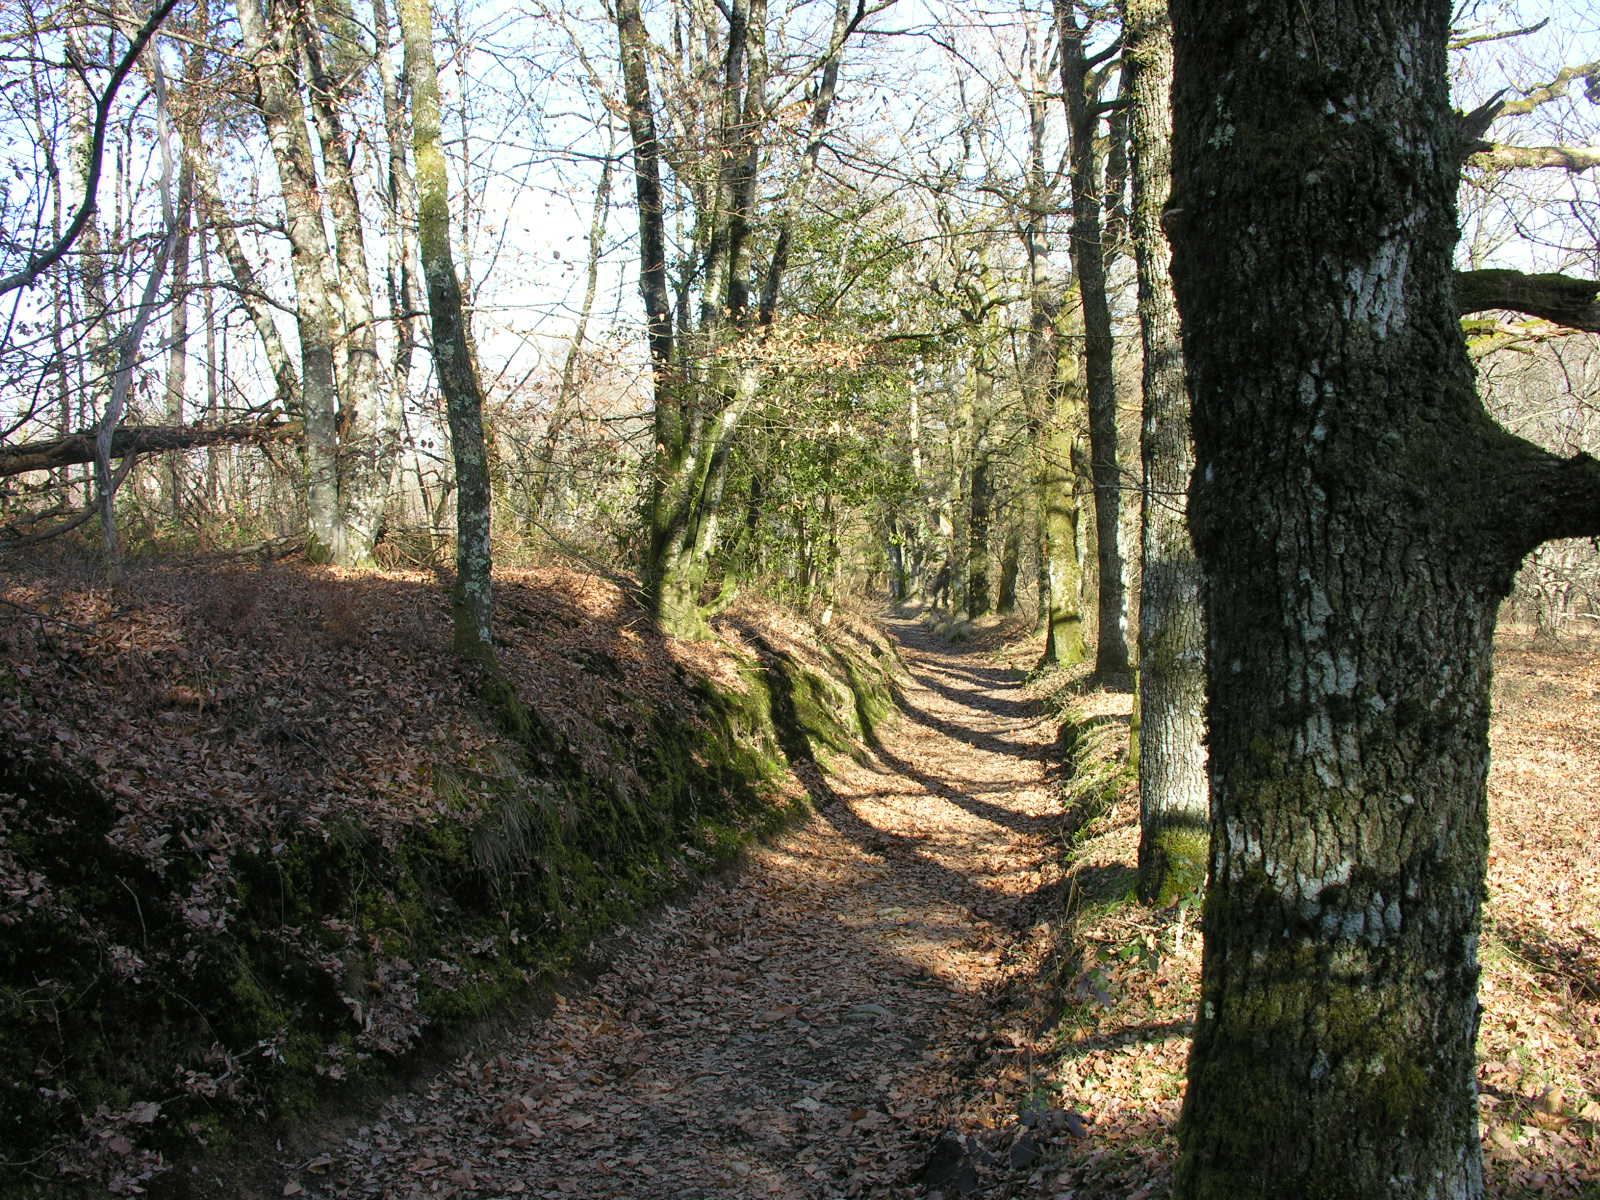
[288,614,1063,1199]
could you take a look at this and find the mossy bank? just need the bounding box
[0,563,901,1198]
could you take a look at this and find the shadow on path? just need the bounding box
[732,614,1061,930]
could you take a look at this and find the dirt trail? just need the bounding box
[287,616,1063,1199]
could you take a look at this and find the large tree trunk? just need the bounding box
[1126,0,1207,906]
[1167,2,1600,1195]
[1058,0,1130,678]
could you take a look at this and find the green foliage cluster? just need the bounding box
[715,196,925,599]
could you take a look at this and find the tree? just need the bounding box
[1056,0,1130,678]
[613,0,868,636]
[397,0,495,657]
[1166,1,1600,1195]
[235,0,397,567]
[1124,0,1205,905]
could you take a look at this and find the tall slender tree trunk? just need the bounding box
[235,0,343,561]
[66,24,110,483]
[163,160,193,517]
[96,39,181,582]
[1040,295,1090,667]
[1167,1,1600,1194]
[198,227,222,507]
[298,3,397,563]
[1127,0,1207,906]
[397,0,494,657]
[373,0,418,392]
[1058,0,1130,678]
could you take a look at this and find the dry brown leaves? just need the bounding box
[1479,635,1600,1197]
[1006,633,1600,1200]
[277,616,1072,1200]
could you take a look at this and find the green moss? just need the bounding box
[1143,826,1210,907]
[0,602,903,1197]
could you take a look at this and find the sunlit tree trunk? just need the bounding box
[1168,1,1600,1194]
[235,0,343,561]
[198,225,221,509]
[1040,295,1090,667]
[372,0,418,393]
[297,0,397,564]
[1126,0,1207,906]
[162,159,193,517]
[66,24,110,475]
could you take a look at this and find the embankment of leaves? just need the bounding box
[0,561,901,1198]
[1036,680,1198,1198]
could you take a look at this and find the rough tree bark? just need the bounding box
[1166,2,1600,1196]
[1126,0,1207,906]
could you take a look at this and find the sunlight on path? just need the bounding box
[286,615,1062,1199]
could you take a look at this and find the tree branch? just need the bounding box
[1450,17,1547,50]
[1456,267,1600,333]
[0,0,184,298]
[0,420,302,479]
[1516,448,1600,547]
[1468,142,1600,172]
[1494,59,1600,119]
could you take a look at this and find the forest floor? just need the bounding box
[271,613,1079,1199]
[1030,629,1600,1200]
[268,618,1600,1200]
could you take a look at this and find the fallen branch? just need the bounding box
[0,420,301,479]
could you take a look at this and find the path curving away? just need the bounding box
[283,615,1064,1199]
